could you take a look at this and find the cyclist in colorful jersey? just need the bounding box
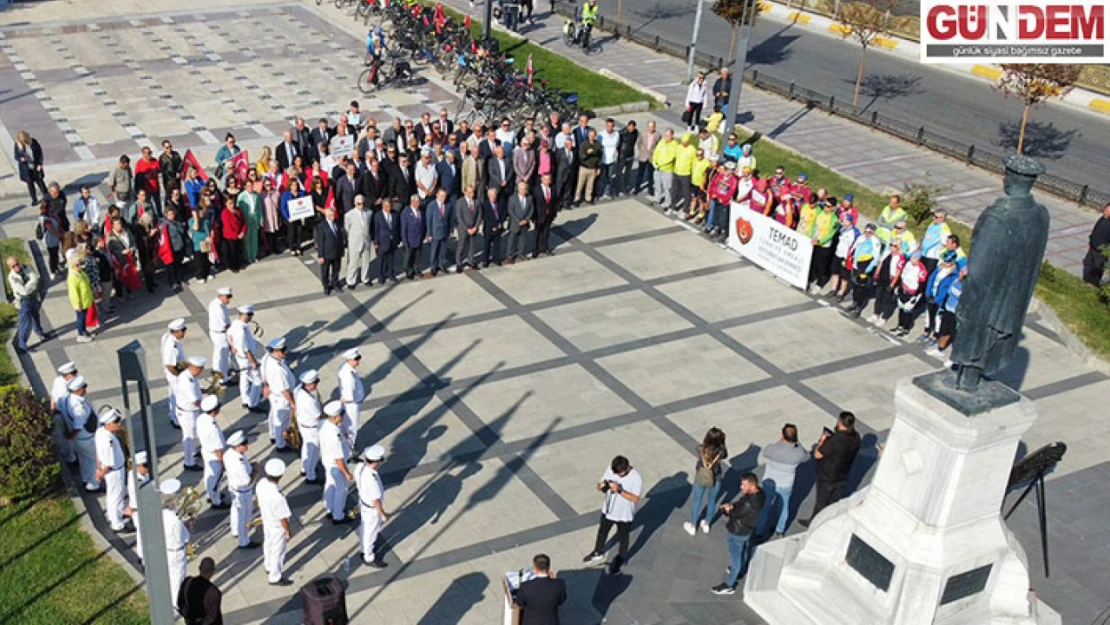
[847,223,881,317]
[870,241,906,327]
[706,161,739,238]
[928,267,965,363]
[893,251,929,337]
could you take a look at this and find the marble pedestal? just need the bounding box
[744,371,1060,625]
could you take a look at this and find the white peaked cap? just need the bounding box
[200,395,220,413]
[159,478,182,495]
[67,375,88,391]
[135,451,149,465]
[226,431,246,447]
[58,361,77,374]
[188,356,207,368]
[265,458,286,478]
[362,445,386,461]
[300,369,319,384]
[342,347,361,360]
[168,318,187,331]
[217,286,233,296]
[323,400,343,417]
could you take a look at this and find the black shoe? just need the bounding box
[269,578,294,587]
[482,262,490,268]
[239,541,262,550]
[363,557,388,568]
[330,516,353,525]
[582,552,604,565]
[710,583,736,595]
[389,278,399,285]
[608,555,624,575]
[774,532,785,538]
[470,264,479,271]
[113,525,135,534]
[797,518,811,528]
[183,464,203,472]
[431,269,439,277]
[455,266,465,274]
[324,288,331,296]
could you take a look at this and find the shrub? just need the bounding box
[0,384,59,503]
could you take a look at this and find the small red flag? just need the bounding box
[464,14,471,28]
[182,149,209,183]
[230,150,250,188]
[325,186,335,210]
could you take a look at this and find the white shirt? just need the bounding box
[65,394,94,438]
[319,420,348,467]
[686,80,708,105]
[51,375,70,408]
[256,479,291,529]
[554,132,573,151]
[227,319,258,362]
[95,427,125,470]
[163,509,190,550]
[496,128,517,147]
[128,468,149,508]
[176,370,202,411]
[196,412,226,454]
[599,467,643,522]
[262,356,294,405]
[294,386,323,433]
[356,463,383,508]
[79,196,102,226]
[337,362,365,404]
[735,176,753,211]
[225,447,252,491]
[207,298,230,334]
[414,161,438,199]
[598,130,620,165]
[161,332,184,377]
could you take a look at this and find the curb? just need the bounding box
[592,100,653,117]
[759,0,1110,119]
[598,69,668,106]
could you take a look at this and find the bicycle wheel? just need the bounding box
[357,66,379,94]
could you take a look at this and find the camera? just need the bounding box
[600,481,612,494]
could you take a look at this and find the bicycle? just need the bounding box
[357,55,415,93]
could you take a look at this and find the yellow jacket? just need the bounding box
[692,158,713,188]
[652,139,678,173]
[67,269,93,310]
[674,143,697,177]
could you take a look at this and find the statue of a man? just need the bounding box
[951,155,1050,392]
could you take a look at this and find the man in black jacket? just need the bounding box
[800,411,862,526]
[314,208,345,295]
[177,556,223,625]
[711,473,765,595]
[616,121,638,197]
[1082,202,1110,286]
[515,553,566,625]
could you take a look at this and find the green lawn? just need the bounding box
[0,237,150,624]
[443,7,650,110]
[737,132,1110,360]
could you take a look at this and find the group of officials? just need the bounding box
[49,286,392,609]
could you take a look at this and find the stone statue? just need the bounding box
[951,155,1050,392]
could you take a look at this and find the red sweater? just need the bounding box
[135,158,161,194]
[221,208,246,239]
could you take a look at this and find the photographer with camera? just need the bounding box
[798,411,861,528]
[582,455,642,574]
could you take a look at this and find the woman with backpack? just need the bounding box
[685,427,728,536]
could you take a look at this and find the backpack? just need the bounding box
[82,400,97,434]
[695,451,721,487]
[35,220,44,240]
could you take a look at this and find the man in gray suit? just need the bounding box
[505,181,533,264]
[345,195,374,288]
[486,146,512,205]
[455,184,481,273]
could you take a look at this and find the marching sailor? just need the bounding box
[95,406,130,532]
[320,401,353,524]
[176,356,206,470]
[228,305,262,410]
[160,478,190,604]
[294,369,324,483]
[207,287,233,385]
[356,445,389,568]
[223,430,260,549]
[125,451,151,561]
[257,459,294,586]
[51,361,79,464]
[196,395,227,507]
[64,375,100,491]
[161,318,187,428]
[337,348,366,448]
[261,337,295,451]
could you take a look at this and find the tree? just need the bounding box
[901,175,950,225]
[834,0,899,112]
[712,0,763,64]
[996,64,1082,154]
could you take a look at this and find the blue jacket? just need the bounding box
[425,198,452,241]
[943,277,963,313]
[926,268,958,305]
[373,210,400,251]
[401,205,424,249]
[850,234,882,274]
[436,160,460,198]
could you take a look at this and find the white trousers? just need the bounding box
[343,402,360,448]
[75,435,99,489]
[359,506,382,561]
[263,525,287,583]
[323,465,348,521]
[177,408,199,467]
[300,430,320,481]
[134,515,143,560]
[230,487,253,547]
[168,547,187,607]
[165,374,179,424]
[210,331,230,378]
[55,413,76,462]
[269,401,291,449]
[104,468,126,530]
[201,451,223,505]
[237,361,261,407]
[346,243,372,286]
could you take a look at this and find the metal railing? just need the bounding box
[556,8,1110,210]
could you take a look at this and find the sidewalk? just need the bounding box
[439,0,1098,277]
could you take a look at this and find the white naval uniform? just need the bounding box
[294,385,323,481]
[262,356,294,450]
[356,462,384,562]
[163,508,190,606]
[175,370,202,467]
[51,376,76,463]
[224,447,254,548]
[207,297,231,380]
[256,478,291,583]
[196,411,226,505]
[319,420,350,521]
[127,469,150,559]
[337,362,365,448]
[95,426,127,530]
[65,393,99,490]
[161,332,185,425]
[228,319,261,408]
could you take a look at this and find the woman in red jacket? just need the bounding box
[220,195,246,273]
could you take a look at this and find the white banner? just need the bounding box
[330,134,354,158]
[286,196,315,222]
[727,202,813,289]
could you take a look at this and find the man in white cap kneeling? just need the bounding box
[196,395,228,508]
[257,458,294,585]
[294,369,324,483]
[208,287,233,385]
[356,445,389,567]
[176,357,206,470]
[63,375,100,491]
[94,406,131,532]
[125,451,152,561]
[224,431,260,550]
[337,348,365,448]
[161,318,187,428]
[320,401,353,524]
[160,478,190,603]
[228,304,262,411]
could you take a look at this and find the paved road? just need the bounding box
[588,0,1110,198]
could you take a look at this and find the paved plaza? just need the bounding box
[1,2,1109,624]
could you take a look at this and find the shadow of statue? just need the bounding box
[416,572,490,624]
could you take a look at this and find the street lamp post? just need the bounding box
[483,0,494,40]
[722,0,755,139]
[686,0,706,81]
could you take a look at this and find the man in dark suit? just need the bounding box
[335,162,362,214]
[554,137,577,209]
[436,150,460,203]
[515,554,566,625]
[314,208,345,295]
[481,187,506,268]
[532,174,558,258]
[361,158,387,211]
[293,117,315,160]
[572,114,593,147]
[506,181,533,263]
[310,118,333,159]
[400,195,424,279]
[435,109,454,140]
[373,199,401,285]
[425,188,453,276]
[486,146,513,203]
[477,129,499,163]
[388,154,415,201]
[412,112,435,145]
[454,184,481,272]
[275,130,300,171]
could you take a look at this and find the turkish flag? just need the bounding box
[230,150,250,188]
[182,149,209,183]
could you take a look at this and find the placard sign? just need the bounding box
[727,202,814,289]
[330,134,354,158]
[286,196,315,222]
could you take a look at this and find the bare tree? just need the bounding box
[713,0,763,64]
[996,64,1082,154]
[834,0,899,111]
